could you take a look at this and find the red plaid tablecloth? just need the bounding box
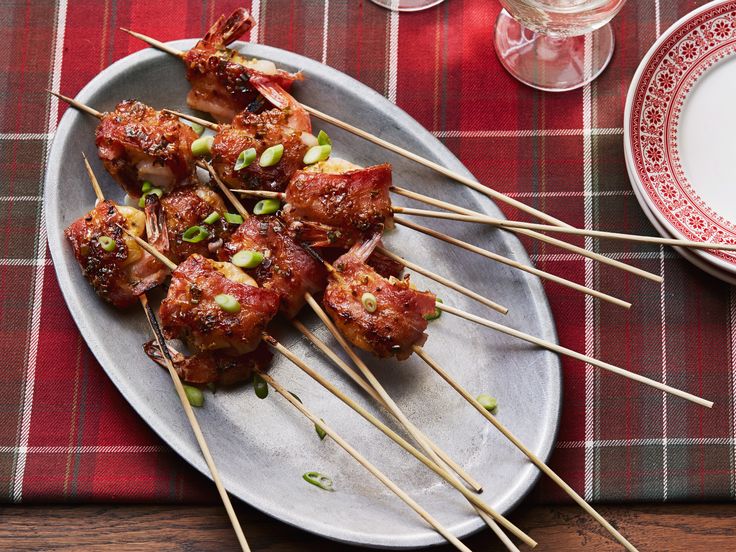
[2,0,733,506]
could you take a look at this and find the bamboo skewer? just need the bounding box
[396,206,736,253]
[435,302,713,408]
[50,91,103,119]
[412,346,639,552]
[259,371,473,552]
[391,186,663,284]
[268,334,534,549]
[82,155,251,552]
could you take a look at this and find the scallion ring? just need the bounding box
[182,225,210,243]
[361,292,377,313]
[183,385,204,407]
[232,249,264,269]
[424,298,443,321]
[476,393,497,412]
[234,147,257,170]
[141,181,153,193]
[253,373,268,399]
[191,135,214,157]
[315,420,327,441]
[214,293,240,313]
[259,143,284,167]
[224,212,244,224]
[303,471,334,491]
[317,129,331,146]
[303,144,331,165]
[138,187,163,208]
[253,198,281,215]
[97,235,116,252]
[203,211,221,225]
[189,122,205,136]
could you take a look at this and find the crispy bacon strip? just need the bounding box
[95,100,198,198]
[65,200,168,308]
[159,254,280,354]
[219,215,327,318]
[144,341,273,386]
[183,8,303,122]
[283,164,394,248]
[323,234,436,360]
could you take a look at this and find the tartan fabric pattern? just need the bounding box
[1,0,733,506]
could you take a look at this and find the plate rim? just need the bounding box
[44,39,562,548]
[624,0,736,276]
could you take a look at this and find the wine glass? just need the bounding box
[369,0,446,12]
[494,0,627,91]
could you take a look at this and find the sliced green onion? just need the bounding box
[214,293,240,313]
[183,385,204,407]
[361,292,377,313]
[424,298,443,321]
[253,373,268,399]
[317,129,331,146]
[189,122,205,136]
[259,143,284,167]
[303,471,334,491]
[141,181,153,193]
[232,249,264,269]
[476,393,497,412]
[315,420,327,441]
[224,212,244,224]
[191,135,214,157]
[138,187,163,208]
[303,144,332,165]
[203,211,221,225]
[182,225,209,243]
[289,391,302,404]
[234,147,257,170]
[253,198,281,215]
[97,235,116,252]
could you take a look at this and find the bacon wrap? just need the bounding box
[144,341,273,386]
[159,254,280,354]
[64,201,168,308]
[323,235,436,360]
[183,8,303,122]
[145,185,232,264]
[283,164,394,248]
[95,100,198,198]
[219,216,327,318]
[211,109,308,192]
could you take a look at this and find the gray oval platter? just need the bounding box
[45,40,561,549]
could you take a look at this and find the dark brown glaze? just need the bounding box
[219,216,327,318]
[159,254,280,354]
[211,109,308,193]
[64,201,168,308]
[323,236,436,361]
[95,100,198,198]
[144,341,273,386]
[145,184,232,264]
[283,164,394,248]
[183,8,303,122]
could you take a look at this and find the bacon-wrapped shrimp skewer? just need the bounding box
[79,156,252,552]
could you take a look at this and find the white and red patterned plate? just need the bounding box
[624,0,736,278]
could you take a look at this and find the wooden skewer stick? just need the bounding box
[120,27,186,58]
[48,91,103,119]
[396,217,631,310]
[201,162,250,220]
[258,370,473,552]
[166,109,220,131]
[82,156,250,551]
[268,333,534,549]
[391,186,663,284]
[412,346,639,552]
[435,302,713,408]
[396,206,736,253]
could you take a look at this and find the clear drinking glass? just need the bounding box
[494,0,627,91]
[369,0,446,12]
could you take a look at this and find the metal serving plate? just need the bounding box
[45,40,561,549]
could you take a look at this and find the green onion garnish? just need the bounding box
[234,147,257,170]
[315,420,327,441]
[259,144,284,167]
[189,122,205,136]
[183,385,204,407]
[141,181,153,193]
[97,236,116,252]
[317,130,331,146]
[203,211,221,225]
[476,393,497,412]
[424,298,443,321]
[361,292,377,313]
[224,212,244,224]
[232,250,264,269]
[303,471,334,491]
[253,373,268,399]
[253,198,281,215]
[182,225,209,243]
[138,187,163,208]
[191,135,214,157]
[303,144,332,165]
[214,293,240,313]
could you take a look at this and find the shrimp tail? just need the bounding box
[201,8,256,48]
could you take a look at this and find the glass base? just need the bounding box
[369,0,446,12]
[493,9,615,92]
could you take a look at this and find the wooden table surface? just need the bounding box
[1,502,734,551]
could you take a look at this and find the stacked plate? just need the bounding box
[624,0,736,284]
